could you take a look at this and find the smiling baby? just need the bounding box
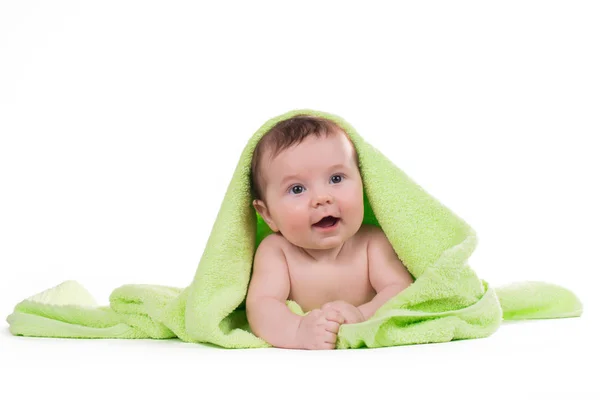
[245,115,414,350]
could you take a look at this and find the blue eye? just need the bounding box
[289,185,304,195]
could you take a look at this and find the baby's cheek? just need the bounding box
[282,208,307,232]
[292,213,309,231]
[349,189,365,217]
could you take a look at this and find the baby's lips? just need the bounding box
[313,215,339,225]
[312,217,340,227]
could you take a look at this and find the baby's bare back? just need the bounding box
[281,225,377,312]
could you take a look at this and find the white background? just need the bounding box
[1,1,598,399]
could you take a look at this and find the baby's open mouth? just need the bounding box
[313,216,340,228]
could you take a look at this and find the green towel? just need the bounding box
[6,109,583,349]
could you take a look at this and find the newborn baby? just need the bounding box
[246,115,414,350]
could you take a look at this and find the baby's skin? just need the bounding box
[289,223,390,349]
[246,125,413,350]
[248,224,413,350]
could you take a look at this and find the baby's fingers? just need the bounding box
[323,320,342,334]
[324,309,345,325]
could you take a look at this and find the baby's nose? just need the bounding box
[312,194,333,207]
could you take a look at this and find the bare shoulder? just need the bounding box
[253,233,289,270]
[256,232,286,252]
[362,224,413,292]
[247,233,290,303]
[257,232,296,260]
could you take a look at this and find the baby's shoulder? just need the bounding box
[256,232,287,253]
[252,233,290,274]
[257,232,300,261]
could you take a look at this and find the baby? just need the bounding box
[246,115,414,350]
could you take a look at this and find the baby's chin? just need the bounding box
[284,234,348,251]
[279,220,362,249]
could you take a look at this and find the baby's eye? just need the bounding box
[330,174,344,184]
[289,185,305,195]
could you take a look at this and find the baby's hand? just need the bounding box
[295,308,344,350]
[321,301,366,325]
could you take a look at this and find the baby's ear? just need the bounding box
[252,199,279,232]
[252,199,265,215]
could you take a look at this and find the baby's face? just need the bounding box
[253,129,364,250]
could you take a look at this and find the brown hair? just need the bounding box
[250,114,356,202]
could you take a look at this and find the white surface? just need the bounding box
[0,318,596,398]
[1,1,598,398]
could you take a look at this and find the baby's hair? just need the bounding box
[250,114,356,202]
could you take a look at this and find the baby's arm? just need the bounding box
[357,226,414,320]
[245,235,303,349]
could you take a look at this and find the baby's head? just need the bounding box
[251,115,364,251]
